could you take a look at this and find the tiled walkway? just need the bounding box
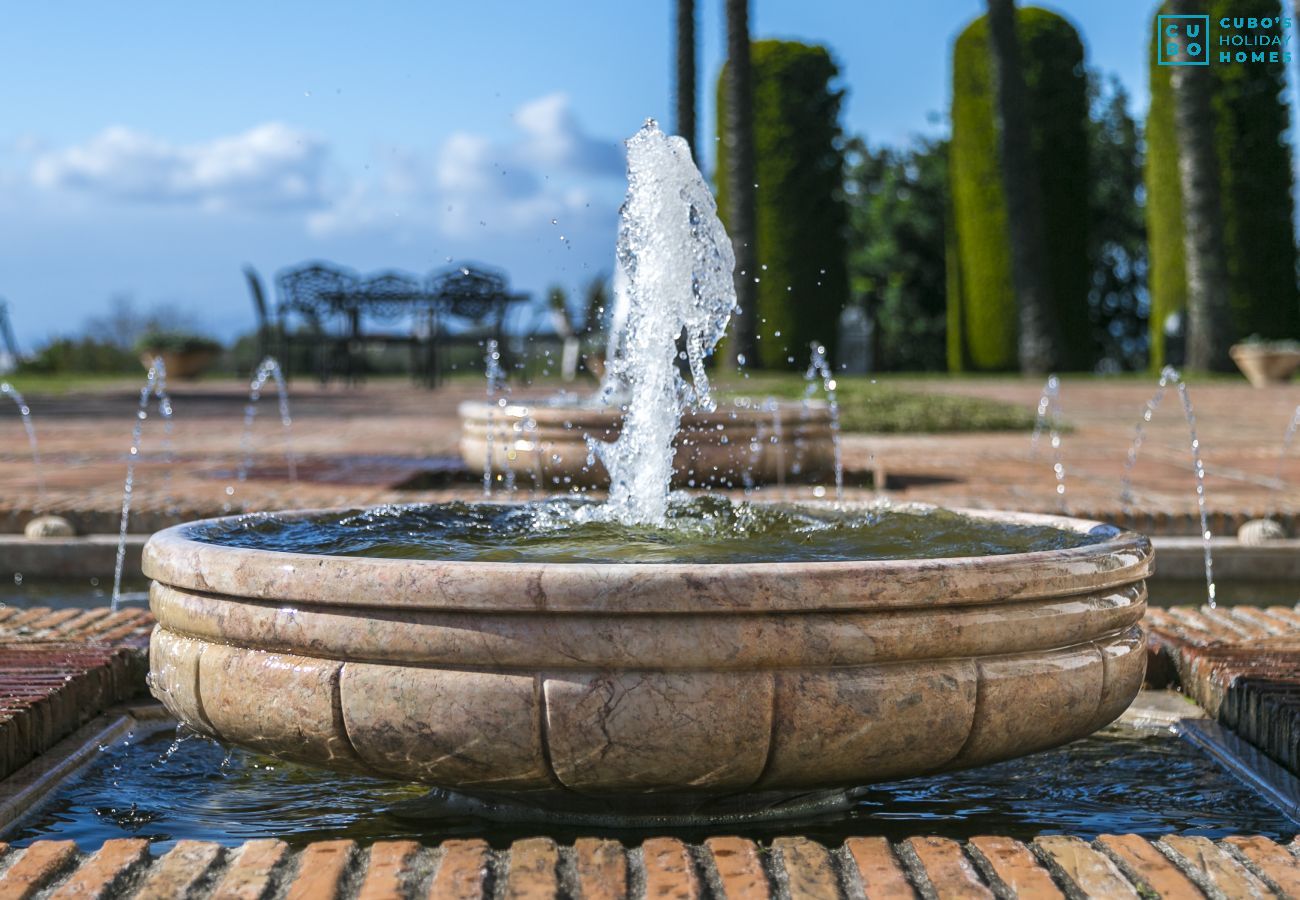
[3,832,1300,898]
[1,377,1300,532]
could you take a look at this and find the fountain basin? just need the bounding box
[458,398,835,487]
[145,505,1149,818]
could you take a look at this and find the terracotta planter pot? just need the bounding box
[145,505,1150,820]
[138,349,217,381]
[1230,343,1300,388]
[459,398,836,487]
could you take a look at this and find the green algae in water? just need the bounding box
[192,496,1117,564]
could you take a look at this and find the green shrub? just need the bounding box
[17,338,139,375]
[716,40,848,369]
[1146,0,1299,367]
[948,7,1091,371]
[134,330,222,355]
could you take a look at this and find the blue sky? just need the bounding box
[0,2,1212,347]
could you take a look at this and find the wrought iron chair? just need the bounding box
[424,263,529,385]
[275,262,360,383]
[345,270,428,383]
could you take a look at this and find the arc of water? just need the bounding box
[1275,403,1300,490]
[1029,374,1066,510]
[112,358,173,611]
[0,382,46,511]
[483,339,506,496]
[804,342,843,502]
[1121,366,1216,607]
[227,357,298,510]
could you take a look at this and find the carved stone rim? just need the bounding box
[142,503,1152,614]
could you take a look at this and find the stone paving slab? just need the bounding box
[0,833,1292,898]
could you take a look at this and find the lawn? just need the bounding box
[719,374,1042,434]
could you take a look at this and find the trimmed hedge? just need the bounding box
[716,40,848,369]
[1146,0,1299,367]
[948,7,1091,371]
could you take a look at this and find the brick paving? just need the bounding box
[1149,602,1300,780]
[0,833,1293,898]
[0,376,1299,533]
[0,605,151,782]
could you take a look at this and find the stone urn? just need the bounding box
[459,398,836,488]
[138,349,218,381]
[145,506,1150,822]
[1230,342,1300,388]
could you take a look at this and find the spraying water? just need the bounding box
[593,120,736,525]
[112,358,174,611]
[1030,374,1066,510]
[226,358,297,510]
[0,382,46,510]
[482,339,510,496]
[804,342,844,502]
[1121,366,1216,606]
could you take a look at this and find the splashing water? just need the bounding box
[226,358,297,510]
[592,120,736,525]
[482,339,512,496]
[0,382,46,510]
[1121,366,1216,607]
[1030,374,1066,510]
[113,358,174,611]
[804,342,843,502]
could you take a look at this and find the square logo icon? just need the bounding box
[1158,14,1210,65]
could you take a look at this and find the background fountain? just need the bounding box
[458,125,833,492]
[145,121,1149,824]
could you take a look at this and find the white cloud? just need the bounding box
[309,93,624,240]
[14,94,626,244]
[513,93,624,176]
[30,123,328,212]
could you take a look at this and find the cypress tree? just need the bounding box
[716,41,849,368]
[1146,0,1299,368]
[949,7,1091,371]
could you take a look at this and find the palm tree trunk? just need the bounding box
[674,0,697,158]
[985,0,1059,373]
[723,0,759,368]
[1169,0,1233,370]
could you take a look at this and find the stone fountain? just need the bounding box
[146,122,1148,823]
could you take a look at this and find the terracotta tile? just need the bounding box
[0,841,79,900]
[1222,835,1300,897]
[704,837,770,900]
[902,837,992,899]
[133,840,224,900]
[966,836,1062,900]
[842,837,915,899]
[1161,835,1270,898]
[772,837,839,900]
[1032,836,1137,899]
[285,839,356,900]
[428,839,490,900]
[642,838,700,900]
[44,839,148,900]
[573,838,626,900]
[209,839,289,900]
[502,838,558,900]
[1095,834,1201,899]
[358,841,422,900]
